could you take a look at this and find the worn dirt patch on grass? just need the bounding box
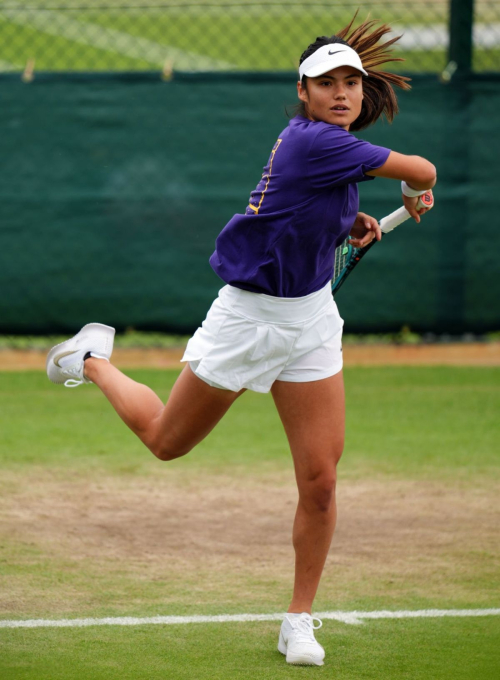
[1,470,498,615]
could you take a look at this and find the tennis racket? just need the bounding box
[331,191,434,294]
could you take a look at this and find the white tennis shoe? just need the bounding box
[278,612,325,666]
[46,323,115,388]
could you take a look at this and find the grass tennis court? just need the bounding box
[1,366,499,678]
[3,617,499,679]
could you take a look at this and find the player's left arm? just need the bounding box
[366,150,436,188]
[366,150,437,222]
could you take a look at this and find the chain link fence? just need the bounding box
[0,1,498,74]
[1,1,499,337]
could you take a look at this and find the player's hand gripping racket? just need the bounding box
[331,191,434,294]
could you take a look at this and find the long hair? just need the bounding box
[298,14,411,131]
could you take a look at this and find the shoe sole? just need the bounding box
[278,632,324,666]
[46,323,115,384]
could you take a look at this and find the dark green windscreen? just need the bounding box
[0,73,498,334]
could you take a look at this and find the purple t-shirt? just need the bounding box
[210,115,390,297]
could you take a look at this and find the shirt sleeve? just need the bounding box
[307,125,391,189]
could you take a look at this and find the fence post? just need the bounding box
[446,0,474,77]
[436,0,475,332]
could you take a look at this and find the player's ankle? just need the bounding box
[287,605,312,615]
[83,354,107,379]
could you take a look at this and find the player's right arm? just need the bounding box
[366,150,437,222]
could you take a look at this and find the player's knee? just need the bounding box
[302,471,337,513]
[151,440,193,462]
[314,477,336,513]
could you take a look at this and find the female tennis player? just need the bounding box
[47,16,435,667]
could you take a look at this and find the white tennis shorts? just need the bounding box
[181,282,344,393]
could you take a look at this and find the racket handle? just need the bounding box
[379,192,434,234]
[379,206,411,234]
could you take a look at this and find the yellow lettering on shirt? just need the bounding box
[253,138,282,215]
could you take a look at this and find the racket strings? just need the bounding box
[333,240,351,280]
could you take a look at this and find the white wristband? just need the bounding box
[401,181,428,198]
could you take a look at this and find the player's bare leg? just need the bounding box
[84,359,244,460]
[271,371,345,614]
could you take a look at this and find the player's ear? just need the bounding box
[297,80,308,103]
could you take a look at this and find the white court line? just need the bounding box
[390,24,500,49]
[0,9,234,70]
[0,59,22,71]
[1,609,499,630]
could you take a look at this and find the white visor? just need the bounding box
[299,43,367,80]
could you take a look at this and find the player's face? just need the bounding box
[297,65,364,130]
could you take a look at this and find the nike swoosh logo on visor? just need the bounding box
[328,50,344,55]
